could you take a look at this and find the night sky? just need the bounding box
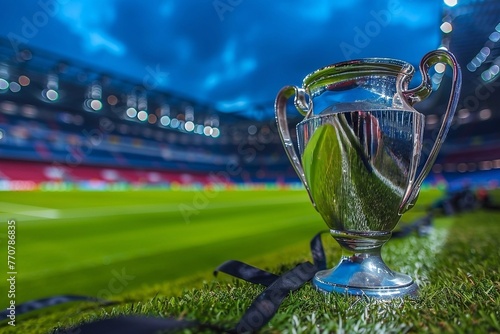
[0,0,442,113]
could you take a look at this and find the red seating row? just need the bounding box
[0,159,218,185]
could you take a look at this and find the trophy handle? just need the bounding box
[400,49,462,212]
[275,86,316,207]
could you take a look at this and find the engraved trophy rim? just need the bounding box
[296,107,425,128]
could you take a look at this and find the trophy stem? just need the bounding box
[312,230,418,298]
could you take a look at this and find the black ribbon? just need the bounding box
[233,261,317,333]
[214,231,328,287]
[392,214,433,238]
[70,316,214,334]
[310,230,328,270]
[0,295,109,319]
[214,260,279,287]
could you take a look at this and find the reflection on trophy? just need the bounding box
[275,50,461,298]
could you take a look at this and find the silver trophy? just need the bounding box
[275,50,461,298]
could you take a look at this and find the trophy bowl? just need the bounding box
[275,50,461,298]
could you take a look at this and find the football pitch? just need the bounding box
[0,188,327,304]
[1,188,500,333]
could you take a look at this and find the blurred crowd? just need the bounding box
[431,187,500,215]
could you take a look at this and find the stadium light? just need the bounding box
[178,120,186,131]
[481,64,499,82]
[479,161,492,171]
[185,121,195,132]
[126,107,137,118]
[18,75,30,86]
[83,81,103,112]
[137,110,148,121]
[434,63,446,73]
[431,72,444,90]
[443,0,457,7]
[458,108,470,120]
[490,32,500,42]
[185,105,194,121]
[211,127,220,138]
[137,90,148,116]
[160,104,170,117]
[107,95,118,105]
[170,118,180,128]
[0,78,8,90]
[479,108,492,120]
[43,74,59,102]
[90,81,102,99]
[203,125,212,136]
[90,99,102,111]
[426,114,438,125]
[148,114,157,124]
[480,47,491,59]
[457,163,467,173]
[160,115,171,126]
[211,115,220,127]
[0,65,10,93]
[468,47,493,72]
[44,89,59,101]
[194,124,204,134]
[432,164,443,173]
[440,22,452,34]
[248,125,257,135]
[9,82,21,93]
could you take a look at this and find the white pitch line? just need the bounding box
[394,221,451,288]
[0,201,60,219]
[58,196,308,219]
[0,195,309,222]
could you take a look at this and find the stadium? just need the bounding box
[0,1,499,333]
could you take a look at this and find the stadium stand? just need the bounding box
[1,25,500,190]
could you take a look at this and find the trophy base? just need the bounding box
[312,255,418,299]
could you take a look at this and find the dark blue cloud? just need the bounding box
[0,0,441,115]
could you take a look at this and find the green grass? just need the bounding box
[1,188,499,333]
[0,189,323,303]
